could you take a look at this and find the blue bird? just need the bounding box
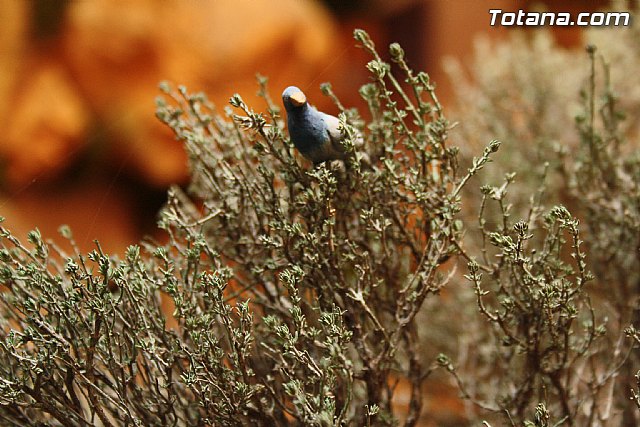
[282,86,348,165]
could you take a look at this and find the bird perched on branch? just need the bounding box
[282,86,349,165]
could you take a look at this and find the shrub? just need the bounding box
[0,26,637,426]
[446,13,640,426]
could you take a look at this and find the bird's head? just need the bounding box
[282,86,307,110]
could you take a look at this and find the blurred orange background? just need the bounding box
[0,0,614,425]
[0,0,605,255]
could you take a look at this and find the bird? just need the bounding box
[281,86,349,165]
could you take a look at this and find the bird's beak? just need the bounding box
[290,91,306,107]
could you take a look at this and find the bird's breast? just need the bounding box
[288,114,328,154]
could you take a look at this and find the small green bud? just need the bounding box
[229,94,244,108]
[158,81,171,93]
[353,28,368,44]
[366,60,388,78]
[320,82,332,96]
[58,225,72,239]
[389,42,404,60]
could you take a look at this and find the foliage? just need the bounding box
[0,29,478,426]
[0,23,638,427]
[446,10,640,426]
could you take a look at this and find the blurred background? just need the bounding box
[0,0,606,254]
